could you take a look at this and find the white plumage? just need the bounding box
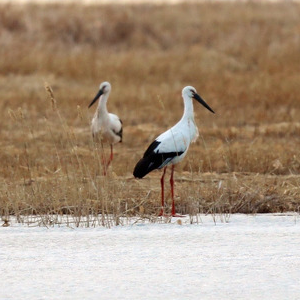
[89,81,122,173]
[133,86,214,216]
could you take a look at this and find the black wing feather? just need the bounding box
[143,140,160,158]
[112,118,123,142]
[133,140,184,178]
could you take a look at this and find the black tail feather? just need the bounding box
[133,155,162,178]
[133,151,183,178]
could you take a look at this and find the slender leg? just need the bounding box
[158,167,167,216]
[100,142,106,175]
[170,165,184,217]
[170,165,176,216]
[110,144,113,162]
[100,142,109,176]
[101,144,114,176]
[106,144,113,168]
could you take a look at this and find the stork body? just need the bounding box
[89,82,122,173]
[133,86,214,217]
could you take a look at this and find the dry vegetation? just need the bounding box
[0,2,300,226]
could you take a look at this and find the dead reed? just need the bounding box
[0,2,300,226]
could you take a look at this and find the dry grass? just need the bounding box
[0,2,300,226]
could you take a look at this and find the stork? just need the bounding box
[88,82,122,174]
[133,86,214,217]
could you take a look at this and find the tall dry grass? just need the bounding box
[0,2,300,226]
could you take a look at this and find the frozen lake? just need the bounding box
[1,214,299,300]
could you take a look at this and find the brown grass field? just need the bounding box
[0,2,300,226]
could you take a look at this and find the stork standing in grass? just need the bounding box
[133,86,214,217]
[88,82,122,173]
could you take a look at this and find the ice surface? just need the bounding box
[1,214,299,300]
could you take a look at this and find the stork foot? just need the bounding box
[158,209,167,217]
[158,209,185,218]
[170,213,186,218]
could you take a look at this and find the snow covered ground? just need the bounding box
[1,214,300,300]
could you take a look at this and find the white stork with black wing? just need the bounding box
[133,86,214,217]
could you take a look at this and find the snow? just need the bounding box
[1,214,300,300]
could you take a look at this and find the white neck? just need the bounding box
[181,96,194,121]
[97,93,109,116]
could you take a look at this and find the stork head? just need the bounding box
[88,81,111,108]
[182,86,215,114]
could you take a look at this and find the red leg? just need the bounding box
[170,165,184,217]
[100,143,114,176]
[110,144,113,162]
[106,144,113,168]
[158,167,167,216]
[170,165,175,216]
[100,143,108,176]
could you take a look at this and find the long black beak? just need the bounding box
[88,89,104,108]
[193,93,215,114]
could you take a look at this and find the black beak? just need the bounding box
[88,89,104,108]
[193,93,215,114]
